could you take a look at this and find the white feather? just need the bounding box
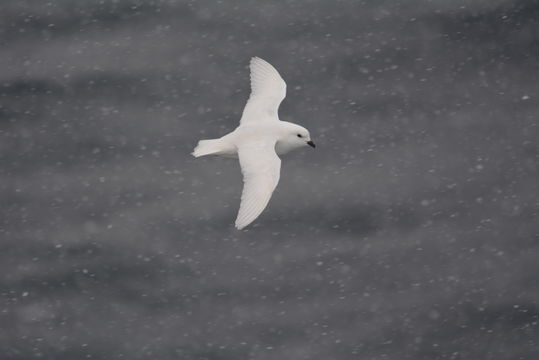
[193,57,314,229]
[240,57,287,124]
[235,140,281,229]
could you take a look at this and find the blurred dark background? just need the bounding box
[1,1,538,359]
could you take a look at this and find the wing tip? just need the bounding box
[234,220,248,230]
[250,56,271,69]
[235,211,259,230]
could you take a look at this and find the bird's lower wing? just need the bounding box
[235,141,281,229]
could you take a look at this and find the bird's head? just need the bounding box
[276,122,316,153]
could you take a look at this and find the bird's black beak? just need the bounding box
[307,140,316,148]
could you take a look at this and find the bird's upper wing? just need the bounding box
[235,140,281,229]
[239,57,287,124]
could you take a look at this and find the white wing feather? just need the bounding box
[235,141,281,229]
[239,57,287,124]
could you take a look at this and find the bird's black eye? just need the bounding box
[297,134,302,138]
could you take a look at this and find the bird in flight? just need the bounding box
[192,57,315,229]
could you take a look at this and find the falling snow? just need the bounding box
[1,1,538,359]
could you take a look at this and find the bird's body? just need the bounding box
[192,57,315,229]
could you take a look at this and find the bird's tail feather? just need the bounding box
[192,139,224,157]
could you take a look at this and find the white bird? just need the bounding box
[192,57,316,230]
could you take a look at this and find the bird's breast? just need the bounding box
[275,141,298,155]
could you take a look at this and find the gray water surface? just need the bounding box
[1,1,538,359]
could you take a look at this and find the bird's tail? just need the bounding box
[192,138,225,157]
